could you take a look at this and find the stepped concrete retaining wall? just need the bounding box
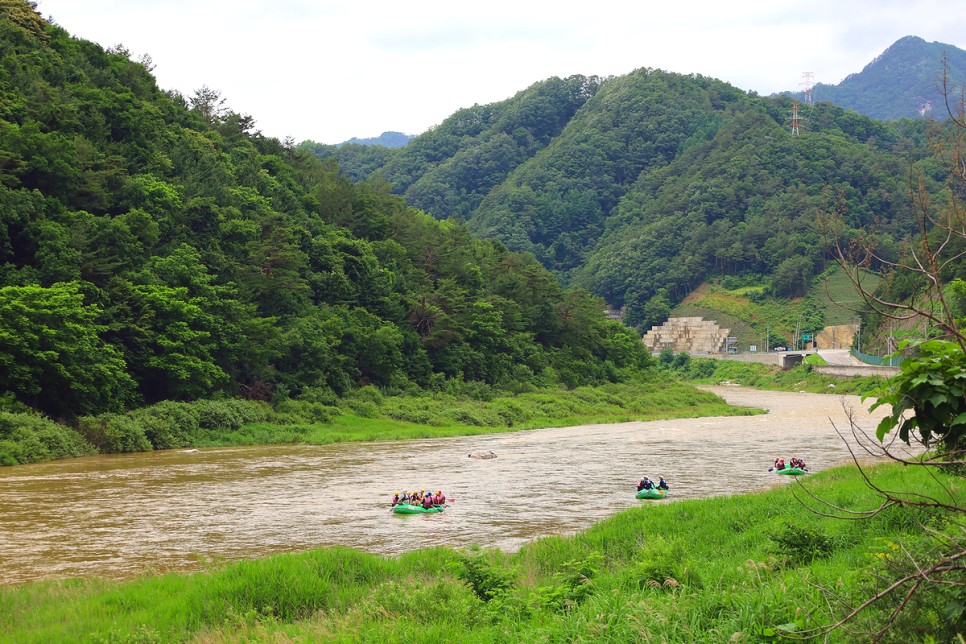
[642,317,731,354]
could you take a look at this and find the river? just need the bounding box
[0,387,899,585]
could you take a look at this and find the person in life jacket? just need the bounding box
[392,492,400,506]
[436,490,445,505]
[421,493,434,509]
[657,477,668,491]
[638,477,654,491]
[774,458,786,470]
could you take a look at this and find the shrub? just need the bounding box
[452,549,515,603]
[770,522,835,563]
[77,415,152,453]
[622,538,702,591]
[349,386,384,406]
[489,399,532,426]
[360,578,481,625]
[271,400,336,425]
[129,402,200,449]
[538,553,602,612]
[194,399,271,431]
[0,411,96,464]
[444,406,502,427]
[342,399,378,418]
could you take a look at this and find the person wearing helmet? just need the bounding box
[637,477,653,491]
[421,491,435,509]
[392,491,401,506]
[436,490,445,505]
[657,477,668,491]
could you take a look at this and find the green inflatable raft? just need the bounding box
[776,467,806,476]
[392,503,444,514]
[635,488,668,500]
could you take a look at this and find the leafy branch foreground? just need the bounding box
[0,463,958,642]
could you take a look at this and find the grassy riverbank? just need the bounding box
[217,379,759,447]
[657,353,886,396]
[0,462,958,642]
[0,379,759,464]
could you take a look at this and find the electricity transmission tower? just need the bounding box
[788,101,802,136]
[801,72,815,107]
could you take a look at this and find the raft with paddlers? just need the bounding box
[392,503,444,514]
[772,456,808,475]
[635,476,669,499]
[390,489,447,514]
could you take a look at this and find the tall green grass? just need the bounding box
[1,462,958,642]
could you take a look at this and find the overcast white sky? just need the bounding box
[34,1,966,144]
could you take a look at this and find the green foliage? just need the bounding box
[453,548,515,603]
[621,537,702,591]
[537,553,602,612]
[0,282,136,417]
[357,577,481,627]
[770,522,836,563]
[76,398,272,453]
[868,339,966,451]
[0,409,96,464]
[76,414,152,453]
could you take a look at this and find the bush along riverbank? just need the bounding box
[0,378,760,465]
[0,462,957,642]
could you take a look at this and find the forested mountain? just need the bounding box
[340,131,413,148]
[801,36,966,121]
[302,74,602,202]
[309,62,934,330]
[0,1,651,420]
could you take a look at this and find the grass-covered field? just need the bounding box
[1,462,957,642]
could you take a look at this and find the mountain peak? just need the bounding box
[805,35,966,120]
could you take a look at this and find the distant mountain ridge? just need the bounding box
[339,131,413,148]
[335,36,966,147]
[787,36,966,120]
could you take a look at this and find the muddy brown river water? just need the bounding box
[0,387,898,585]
